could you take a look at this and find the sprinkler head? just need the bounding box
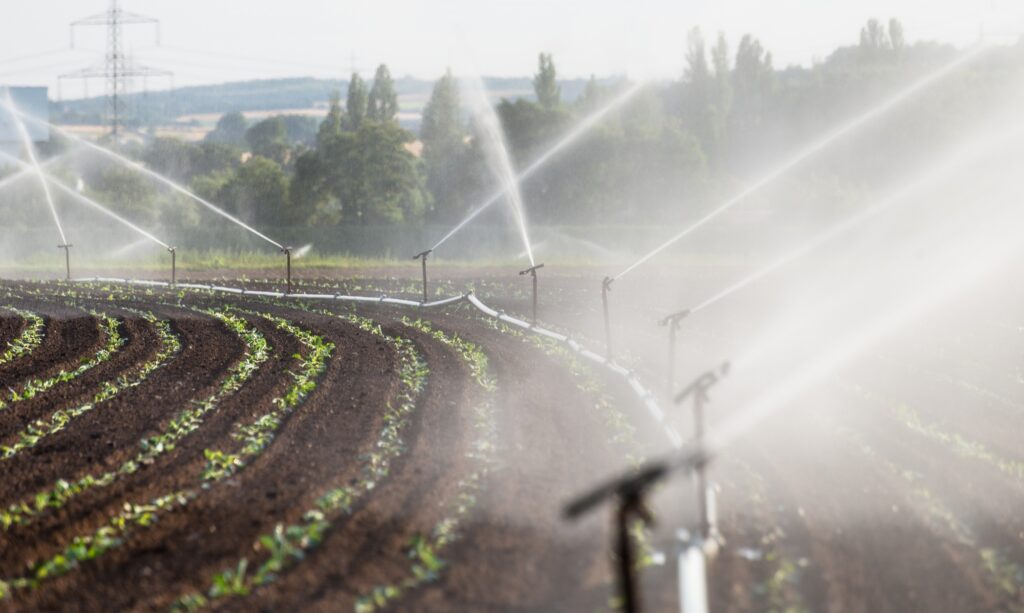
[564,461,669,520]
[281,246,292,255]
[413,249,432,260]
[602,276,614,291]
[674,361,730,405]
[519,263,544,276]
[659,308,691,327]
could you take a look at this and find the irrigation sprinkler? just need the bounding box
[518,263,544,324]
[602,276,614,358]
[281,246,293,294]
[57,243,72,281]
[674,363,730,541]
[566,463,666,613]
[168,246,177,287]
[659,309,691,398]
[413,249,432,303]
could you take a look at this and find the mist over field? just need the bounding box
[1,3,1023,612]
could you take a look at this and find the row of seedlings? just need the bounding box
[352,317,498,612]
[1,308,179,460]
[0,307,45,366]
[1,308,268,530]
[0,306,330,599]
[172,308,431,609]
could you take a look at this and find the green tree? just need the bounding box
[279,115,319,147]
[318,122,426,224]
[860,18,891,52]
[732,34,775,137]
[143,138,240,182]
[420,68,466,221]
[368,64,399,123]
[88,166,159,226]
[218,156,294,226]
[318,90,344,146]
[682,27,717,156]
[345,73,368,131]
[205,111,248,147]
[889,19,905,53]
[533,53,561,109]
[576,75,605,114]
[245,117,289,164]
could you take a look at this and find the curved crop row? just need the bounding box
[1,309,267,531]
[172,311,428,609]
[0,311,123,411]
[0,312,329,599]
[0,311,179,461]
[838,379,1024,483]
[353,317,498,613]
[834,421,1024,603]
[200,310,333,481]
[0,308,45,366]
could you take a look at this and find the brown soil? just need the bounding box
[5,272,1024,613]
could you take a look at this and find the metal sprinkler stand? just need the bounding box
[674,362,730,541]
[659,308,691,398]
[566,463,667,613]
[602,276,614,358]
[168,246,177,287]
[57,243,72,281]
[413,249,432,303]
[281,246,293,294]
[518,263,544,324]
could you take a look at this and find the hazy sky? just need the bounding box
[1,0,1021,97]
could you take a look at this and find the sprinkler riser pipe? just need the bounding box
[281,247,292,295]
[413,249,432,304]
[169,248,176,287]
[601,277,613,359]
[694,397,710,540]
[668,324,677,399]
[616,494,644,613]
[58,244,72,281]
[519,264,544,325]
[532,272,538,324]
[421,254,428,303]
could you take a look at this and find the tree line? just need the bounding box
[6,19,1022,234]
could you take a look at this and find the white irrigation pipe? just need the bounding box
[71,275,700,613]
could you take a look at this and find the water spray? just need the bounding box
[3,106,287,252]
[674,363,730,542]
[613,46,989,281]
[413,249,432,303]
[4,88,70,274]
[430,82,644,254]
[659,308,690,398]
[601,276,614,358]
[57,243,72,281]
[518,263,544,324]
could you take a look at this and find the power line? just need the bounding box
[60,0,173,138]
